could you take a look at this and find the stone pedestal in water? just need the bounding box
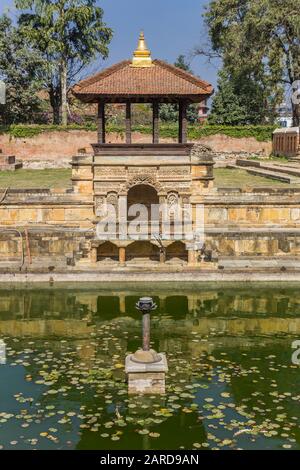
[125,350,168,395]
[125,297,168,394]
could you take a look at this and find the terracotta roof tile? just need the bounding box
[73,60,213,102]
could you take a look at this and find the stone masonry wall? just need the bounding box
[0,187,300,269]
[0,229,93,270]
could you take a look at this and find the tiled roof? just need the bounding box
[73,60,213,102]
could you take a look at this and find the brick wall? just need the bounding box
[0,130,272,164]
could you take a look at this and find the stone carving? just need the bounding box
[167,192,178,207]
[119,174,164,194]
[94,166,125,177]
[94,196,105,216]
[164,182,190,192]
[95,196,105,205]
[94,182,120,193]
[182,196,190,204]
[128,167,154,174]
[106,192,118,208]
[159,166,190,176]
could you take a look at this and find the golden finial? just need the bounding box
[131,31,153,67]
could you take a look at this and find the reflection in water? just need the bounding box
[0,285,299,450]
[0,339,6,364]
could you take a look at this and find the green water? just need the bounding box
[0,284,299,450]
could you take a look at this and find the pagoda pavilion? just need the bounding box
[72,32,214,267]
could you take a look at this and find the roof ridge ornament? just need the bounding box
[131,31,153,68]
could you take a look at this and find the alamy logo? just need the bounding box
[95,202,205,244]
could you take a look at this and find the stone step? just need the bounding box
[228,164,300,184]
[236,159,300,177]
[219,257,300,270]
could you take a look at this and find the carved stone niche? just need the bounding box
[106,191,118,209]
[167,192,179,208]
[167,191,179,219]
[94,196,105,217]
[95,192,118,217]
[182,195,190,205]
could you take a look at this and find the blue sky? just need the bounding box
[0,0,220,87]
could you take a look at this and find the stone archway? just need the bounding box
[127,184,159,207]
[126,241,160,263]
[97,241,119,263]
[165,241,188,264]
[127,184,159,217]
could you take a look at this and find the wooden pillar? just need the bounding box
[152,101,159,144]
[178,101,188,144]
[97,101,106,144]
[126,101,132,144]
[119,246,126,266]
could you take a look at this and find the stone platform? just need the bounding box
[228,159,300,184]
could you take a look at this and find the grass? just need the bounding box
[214,168,293,188]
[249,155,290,163]
[0,169,72,189]
[0,167,295,190]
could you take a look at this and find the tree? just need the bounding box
[0,15,44,124]
[208,70,248,125]
[16,0,112,125]
[203,0,299,125]
[209,68,282,125]
[174,54,193,73]
[159,55,199,123]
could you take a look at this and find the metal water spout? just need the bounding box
[136,297,156,351]
[125,297,168,394]
[131,297,161,364]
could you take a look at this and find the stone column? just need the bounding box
[178,101,188,144]
[126,101,132,144]
[119,246,126,266]
[97,101,106,144]
[188,249,197,266]
[152,101,159,144]
[91,247,97,263]
[159,250,166,264]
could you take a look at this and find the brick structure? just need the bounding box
[272,127,300,160]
